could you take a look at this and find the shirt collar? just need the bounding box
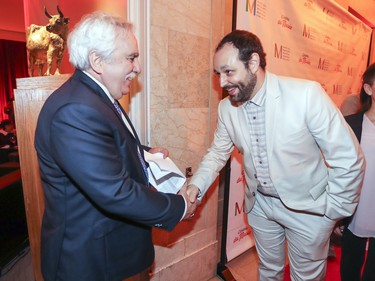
[83,71,115,103]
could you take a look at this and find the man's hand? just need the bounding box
[149,146,169,158]
[179,185,198,220]
[187,184,201,205]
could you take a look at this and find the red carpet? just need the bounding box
[284,246,341,281]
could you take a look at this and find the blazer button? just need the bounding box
[252,192,256,196]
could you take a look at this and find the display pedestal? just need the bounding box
[14,74,70,281]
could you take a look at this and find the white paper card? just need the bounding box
[144,151,186,194]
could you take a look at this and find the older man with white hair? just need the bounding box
[35,11,196,281]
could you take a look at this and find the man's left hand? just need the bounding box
[149,146,169,158]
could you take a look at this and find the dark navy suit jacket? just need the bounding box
[35,70,185,281]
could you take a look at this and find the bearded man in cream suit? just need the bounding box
[187,30,365,281]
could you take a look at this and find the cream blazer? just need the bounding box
[190,71,365,221]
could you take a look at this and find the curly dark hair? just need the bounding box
[215,30,267,70]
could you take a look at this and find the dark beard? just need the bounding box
[228,74,257,104]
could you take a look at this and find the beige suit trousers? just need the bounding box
[247,193,336,281]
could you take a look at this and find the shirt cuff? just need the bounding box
[180,195,187,221]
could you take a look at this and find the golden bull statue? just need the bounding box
[26,6,70,77]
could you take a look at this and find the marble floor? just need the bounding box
[0,247,259,281]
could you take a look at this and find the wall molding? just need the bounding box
[127,0,150,145]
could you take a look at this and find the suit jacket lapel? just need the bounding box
[236,71,280,162]
[237,105,252,153]
[74,70,139,143]
[114,101,145,156]
[237,104,257,171]
[73,70,148,181]
[264,72,280,161]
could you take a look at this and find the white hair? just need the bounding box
[67,11,133,70]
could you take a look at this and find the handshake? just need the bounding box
[179,184,201,220]
[147,146,201,221]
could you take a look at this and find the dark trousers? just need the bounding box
[340,227,375,281]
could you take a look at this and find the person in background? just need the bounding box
[35,12,196,281]
[328,91,363,258]
[186,30,365,281]
[340,63,375,281]
[0,119,17,148]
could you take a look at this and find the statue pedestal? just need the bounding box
[14,74,70,281]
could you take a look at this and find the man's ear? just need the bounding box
[364,83,373,96]
[88,51,103,74]
[248,53,260,74]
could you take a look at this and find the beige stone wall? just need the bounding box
[148,1,229,280]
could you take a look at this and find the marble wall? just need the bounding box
[148,1,229,280]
